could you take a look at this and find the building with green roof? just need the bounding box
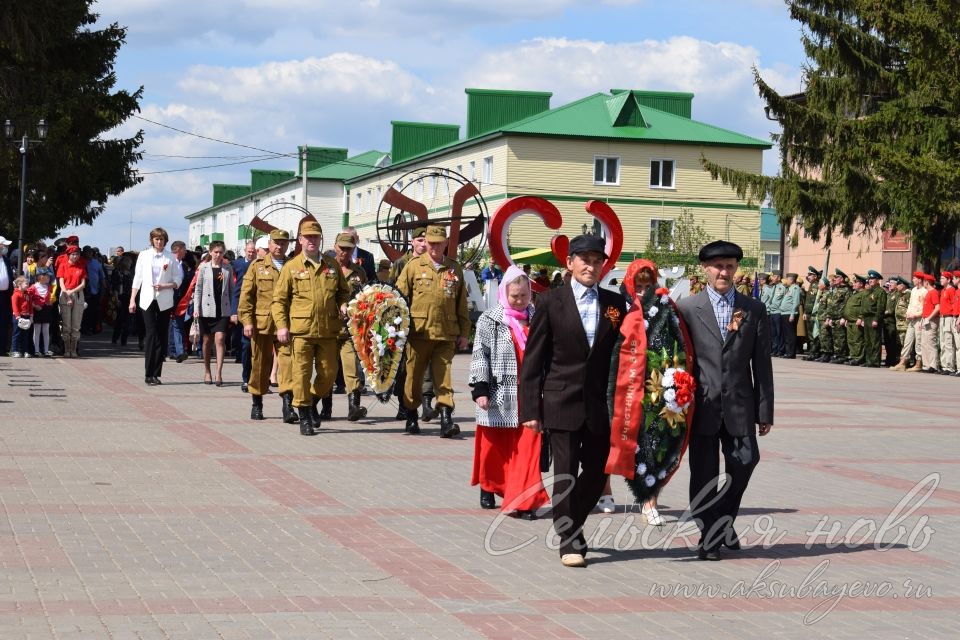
[345,88,771,266]
[184,147,388,251]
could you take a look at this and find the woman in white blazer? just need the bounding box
[192,240,234,386]
[129,227,182,386]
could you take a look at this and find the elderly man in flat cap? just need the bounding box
[519,234,626,568]
[676,240,774,561]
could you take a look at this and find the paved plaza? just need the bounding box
[0,336,957,639]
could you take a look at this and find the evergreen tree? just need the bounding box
[701,0,960,268]
[643,207,714,270]
[0,0,143,244]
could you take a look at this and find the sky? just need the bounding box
[58,0,807,251]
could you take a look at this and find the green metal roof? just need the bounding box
[501,91,772,147]
[307,150,389,181]
[391,121,460,163]
[465,88,552,138]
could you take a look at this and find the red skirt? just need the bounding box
[471,425,550,513]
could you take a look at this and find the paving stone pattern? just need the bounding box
[0,336,956,638]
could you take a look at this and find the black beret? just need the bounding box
[568,234,607,258]
[698,240,743,262]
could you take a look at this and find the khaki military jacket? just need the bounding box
[272,252,350,338]
[397,254,471,341]
[387,250,413,285]
[238,255,284,334]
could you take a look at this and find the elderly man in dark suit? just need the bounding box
[520,235,627,568]
[0,236,13,356]
[677,240,774,561]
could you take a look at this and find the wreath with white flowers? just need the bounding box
[347,284,411,395]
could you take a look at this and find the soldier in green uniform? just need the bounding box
[778,272,801,358]
[861,269,887,367]
[883,277,903,366]
[330,232,369,422]
[272,220,350,436]
[841,274,867,365]
[801,266,822,359]
[827,269,852,363]
[396,225,471,437]
[238,229,296,423]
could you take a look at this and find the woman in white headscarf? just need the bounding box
[468,265,549,519]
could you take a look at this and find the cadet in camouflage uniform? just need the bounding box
[840,274,867,365]
[801,266,822,359]
[826,269,851,363]
[861,270,887,367]
[883,277,905,366]
[809,280,830,361]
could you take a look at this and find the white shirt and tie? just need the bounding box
[571,278,599,348]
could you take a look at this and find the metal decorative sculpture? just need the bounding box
[375,167,488,264]
[248,201,320,255]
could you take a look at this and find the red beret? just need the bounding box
[66,235,80,244]
[912,271,925,279]
[66,245,80,255]
[923,273,935,282]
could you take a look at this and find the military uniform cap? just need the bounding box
[834,268,847,279]
[867,269,882,280]
[698,240,743,262]
[853,273,867,283]
[785,272,798,279]
[411,226,427,238]
[269,229,290,241]
[894,276,911,287]
[568,234,607,258]
[299,220,323,236]
[807,265,821,276]
[425,225,447,241]
[335,232,356,248]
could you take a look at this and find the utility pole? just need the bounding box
[128,210,133,249]
[302,144,308,216]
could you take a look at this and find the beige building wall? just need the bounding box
[784,220,916,279]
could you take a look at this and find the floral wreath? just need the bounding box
[347,283,411,396]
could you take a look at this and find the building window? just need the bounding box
[594,156,620,185]
[376,185,382,206]
[483,156,493,184]
[367,189,373,212]
[455,164,463,178]
[649,219,675,250]
[426,176,435,199]
[763,253,781,273]
[469,161,476,182]
[650,159,675,189]
[355,192,362,213]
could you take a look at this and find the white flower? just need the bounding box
[662,369,675,387]
[393,317,401,325]
[644,319,649,329]
[663,388,676,404]
[660,294,670,304]
[647,306,659,318]
[635,445,641,453]
[665,400,681,413]
[396,330,405,338]
[657,469,667,480]
[644,474,656,487]
[636,462,647,475]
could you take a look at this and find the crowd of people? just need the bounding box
[754,266,960,376]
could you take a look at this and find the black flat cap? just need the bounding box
[568,234,607,258]
[698,240,743,262]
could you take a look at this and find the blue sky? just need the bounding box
[61,0,806,250]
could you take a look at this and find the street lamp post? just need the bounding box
[4,118,48,275]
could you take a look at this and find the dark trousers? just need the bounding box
[81,290,101,333]
[549,426,610,556]
[780,314,797,357]
[113,304,131,345]
[0,293,10,354]
[142,301,171,378]
[241,334,251,383]
[883,318,900,365]
[688,424,760,550]
[769,313,783,355]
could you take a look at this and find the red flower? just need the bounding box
[163,263,169,271]
[387,338,396,349]
[655,287,669,296]
[375,292,386,302]
[673,370,696,407]
[675,387,693,407]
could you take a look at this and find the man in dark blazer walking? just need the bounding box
[520,235,627,568]
[0,236,14,356]
[677,240,774,560]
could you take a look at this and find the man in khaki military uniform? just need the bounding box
[396,225,470,437]
[330,232,368,422]
[389,227,438,422]
[272,220,350,436]
[238,229,296,423]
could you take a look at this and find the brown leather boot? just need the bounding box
[907,357,923,372]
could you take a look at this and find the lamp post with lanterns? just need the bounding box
[4,118,48,275]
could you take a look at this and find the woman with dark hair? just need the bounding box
[111,254,134,346]
[192,240,234,386]
[129,227,182,385]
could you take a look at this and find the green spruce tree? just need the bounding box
[0,0,143,244]
[701,0,960,269]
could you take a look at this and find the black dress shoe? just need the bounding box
[145,377,155,386]
[698,547,722,561]
[514,510,538,521]
[480,490,496,509]
[153,377,162,385]
[722,531,742,550]
[176,352,188,363]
